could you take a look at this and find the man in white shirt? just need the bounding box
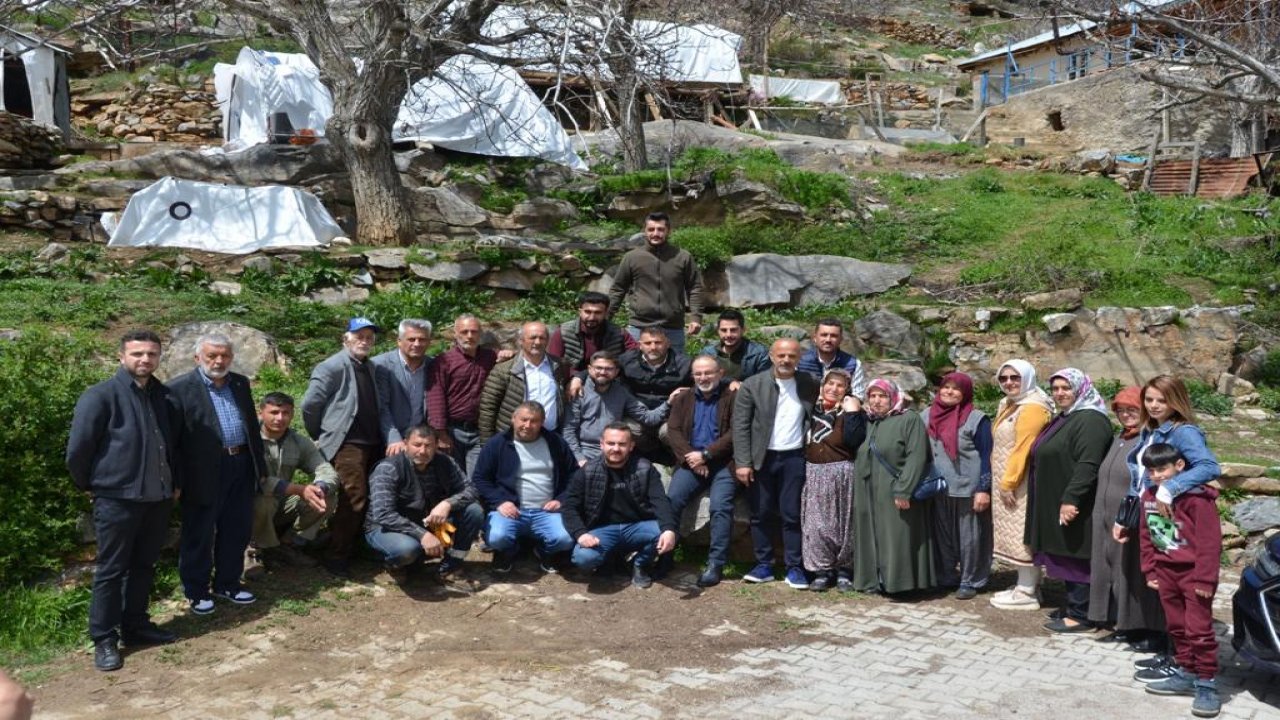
[731,339,820,589]
[478,321,567,442]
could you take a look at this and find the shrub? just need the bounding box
[0,330,108,585]
[356,281,494,334]
[1185,379,1234,417]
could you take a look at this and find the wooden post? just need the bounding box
[1141,126,1162,192]
[644,93,662,122]
[1188,140,1201,196]
[746,108,762,131]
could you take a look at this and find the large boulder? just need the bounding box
[714,254,911,307]
[1232,497,1280,534]
[57,143,343,185]
[411,186,491,228]
[863,360,929,396]
[158,322,285,381]
[950,306,1239,384]
[855,310,923,360]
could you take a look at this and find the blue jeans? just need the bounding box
[485,508,574,555]
[365,502,483,567]
[570,520,661,570]
[667,464,736,568]
[627,325,686,355]
[748,449,806,571]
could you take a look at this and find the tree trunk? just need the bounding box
[326,80,415,246]
[614,65,649,171]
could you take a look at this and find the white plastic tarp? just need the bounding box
[749,74,844,105]
[212,47,585,169]
[0,27,65,130]
[394,55,586,170]
[474,7,744,85]
[213,47,332,150]
[105,177,344,254]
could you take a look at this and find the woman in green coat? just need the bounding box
[852,379,935,594]
[1025,368,1114,633]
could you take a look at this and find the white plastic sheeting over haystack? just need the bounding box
[105,177,345,254]
[212,47,586,169]
[749,75,844,105]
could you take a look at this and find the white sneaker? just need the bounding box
[989,587,1041,610]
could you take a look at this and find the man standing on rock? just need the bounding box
[427,314,498,476]
[68,330,181,672]
[372,319,433,456]
[733,338,819,590]
[250,392,337,572]
[168,333,265,614]
[547,291,638,373]
[798,318,865,400]
[607,211,704,354]
[301,317,384,577]
[701,309,772,386]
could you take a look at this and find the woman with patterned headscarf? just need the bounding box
[799,370,867,592]
[921,372,993,600]
[850,379,934,594]
[989,359,1055,611]
[1026,368,1114,633]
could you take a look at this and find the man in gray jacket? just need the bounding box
[371,318,433,456]
[563,351,679,465]
[301,317,384,576]
[732,338,819,590]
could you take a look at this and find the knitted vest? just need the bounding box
[990,402,1019,486]
[559,319,627,371]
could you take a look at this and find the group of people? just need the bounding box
[65,212,1228,717]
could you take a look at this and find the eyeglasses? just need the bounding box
[997,375,1021,382]
[1115,407,1141,415]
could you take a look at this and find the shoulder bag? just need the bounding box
[868,433,948,502]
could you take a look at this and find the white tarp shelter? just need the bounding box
[0,25,70,136]
[212,47,586,169]
[105,177,345,255]
[475,6,744,85]
[749,74,844,105]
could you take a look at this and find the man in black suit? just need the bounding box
[168,333,266,615]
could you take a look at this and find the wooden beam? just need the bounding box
[644,93,662,121]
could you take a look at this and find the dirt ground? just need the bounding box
[30,555,1067,718]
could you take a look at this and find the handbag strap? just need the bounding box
[867,433,901,480]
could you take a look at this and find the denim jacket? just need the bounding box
[1125,421,1220,499]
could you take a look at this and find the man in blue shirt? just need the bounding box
[168,334,266,615]
[797,318,865,400]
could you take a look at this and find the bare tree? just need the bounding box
[1047,1,1280,155]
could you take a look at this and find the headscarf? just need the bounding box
[927,372,974,461]
[1048,367,1109,417]
[807,369,852,445]
[998,359,1054,412]
[1112,386,1143,439]
[865,378,906,420]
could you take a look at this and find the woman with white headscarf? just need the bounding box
[989,359,1055,611]
[1026,368,1114,633]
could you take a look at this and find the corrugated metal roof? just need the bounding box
[1148,157,1267,198]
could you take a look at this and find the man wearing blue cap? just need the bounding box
[301,317,385,576]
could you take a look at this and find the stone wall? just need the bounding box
[982,64,1233,154]
[0,112,63,170]
[73,80,220,143]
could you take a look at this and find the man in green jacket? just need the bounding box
[607,212,704,354]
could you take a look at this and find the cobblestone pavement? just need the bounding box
[39,575,1280,720]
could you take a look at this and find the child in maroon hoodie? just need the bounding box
[1138,443,1223,718]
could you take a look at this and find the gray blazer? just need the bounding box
[301,349,382,461]
[370,349,429,445]
[732,370,820,470]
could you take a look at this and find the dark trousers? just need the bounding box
[1065,580,1091,622]
[179,452,255,600]
[1154,564,1218,679]
[90,496,172,642]
[327,443,380,563]
[747,449,806,570]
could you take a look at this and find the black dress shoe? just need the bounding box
[123,623,177,647]
[94,638,123,672]
[1046,607,1067,620]
[1044,617,1096,634]
[696,565,722,588]
[1128,636,1165,653]
[1096,630,1132,644]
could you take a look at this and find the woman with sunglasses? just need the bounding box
[988,360,1055,611]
